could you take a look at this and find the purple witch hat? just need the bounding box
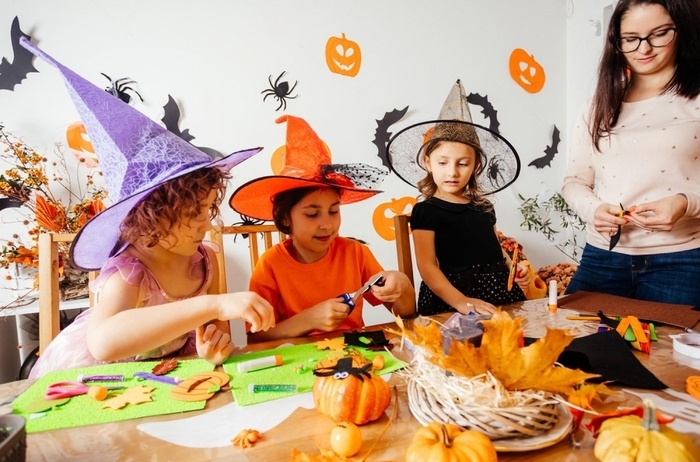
[19,38,262,271]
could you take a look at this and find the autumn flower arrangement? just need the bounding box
[0,123,106,308]
[388,311,610,441]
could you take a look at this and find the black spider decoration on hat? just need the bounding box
[313,357,372,382]
[101,73,143,104]
[261,71,298,111]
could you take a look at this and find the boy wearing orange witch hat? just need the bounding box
[230,115,416,341]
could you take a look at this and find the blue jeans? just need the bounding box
[565,244,700,307]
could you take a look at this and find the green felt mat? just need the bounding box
[223,340,406,406]
[13,359,216,433]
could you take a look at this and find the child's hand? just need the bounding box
[368,271,409,303]
[196,323,235,365]
[307,298,350,332]
[217,291,275,333]
[514,261,531,290]
[457,299,496,316]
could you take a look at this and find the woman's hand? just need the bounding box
[593,203,629,236]
[196,323,235,365]
[217,291,275,333]
[627,194,687,231]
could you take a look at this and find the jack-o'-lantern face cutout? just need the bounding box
[270,141,332,174]
[372,196,416,241]
[66,122,99,167]
[509,48,546,94]
[170,371,230,402]
[325,33,362,77]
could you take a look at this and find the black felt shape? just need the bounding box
[344,331,389,348]
[559,330,666,389]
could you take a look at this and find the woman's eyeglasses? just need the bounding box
[615,28,677,53]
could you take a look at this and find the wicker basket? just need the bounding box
[407,379,560,440]
[0,415,26,462]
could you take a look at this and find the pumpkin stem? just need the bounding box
[439,424,453,448]
[642,399,660,432]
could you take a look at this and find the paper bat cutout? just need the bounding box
[372,106,409,169]
[0,16,38,91]
[529,125,560,169]
[161,95,223,159]
[466,93,500,134]
[0,196,24,211]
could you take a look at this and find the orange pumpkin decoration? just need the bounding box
[271,140,332,174]
[171,371,230,402]
[509,48,546,94]
[66,122,95,154]
[406,423,497,462]
[313,357,391,425]
[325,33,362,77]
[372,197,416,241]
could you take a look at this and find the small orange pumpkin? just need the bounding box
[325,33,362,77]
[372,197,416,241]
[508,48,546,94]
[313,357,391,425]
[406,422,497,462]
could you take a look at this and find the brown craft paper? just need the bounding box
[559,291,700,330]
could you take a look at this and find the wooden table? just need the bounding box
[1,301,699,461]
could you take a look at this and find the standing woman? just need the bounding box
[562,0,700,305]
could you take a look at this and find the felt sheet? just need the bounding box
[559,291,700,329]
[223,340,406,406]
[557,330,666,389]
[12,359,216,433]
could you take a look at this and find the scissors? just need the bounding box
[45,381,123,400]
[507,246,520,291]
[609,203,630,251]
[338,275,384,315]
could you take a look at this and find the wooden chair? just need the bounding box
[38,233,98,353]
[207,224,286,292]
[393,214,415,287]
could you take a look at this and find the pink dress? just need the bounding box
[29,244,214,378]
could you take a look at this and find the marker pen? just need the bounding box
[237,354,283,373]
[548,280,558,313]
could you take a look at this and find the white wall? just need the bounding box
[1,1,608,369]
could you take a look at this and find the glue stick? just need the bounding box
[548,280,558,313]
[237,354,283,373]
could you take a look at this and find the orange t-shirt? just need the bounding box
[249,236,384,333]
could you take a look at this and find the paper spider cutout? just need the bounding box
[101,73,143,104]
[313,357,372,382]
[261,71,298,111]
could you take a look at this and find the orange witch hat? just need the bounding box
[229,115,387,221]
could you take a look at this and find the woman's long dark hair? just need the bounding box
[590,0,700,150]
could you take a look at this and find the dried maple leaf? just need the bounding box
[289,448,348,462]
[315,338,346,351]
[152,358,179,375]
[392,311,599,396]
[102,385,154,410]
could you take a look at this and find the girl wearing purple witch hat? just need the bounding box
[21,40,274,377]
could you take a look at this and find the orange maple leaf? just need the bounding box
[391,310,599,396]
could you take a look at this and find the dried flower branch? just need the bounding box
[0,123,107,309]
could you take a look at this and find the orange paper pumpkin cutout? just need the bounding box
[509,48,546,94]
[372,196,416,241]
[270,140,332,174]
[170,371,230,402]
[325,33,362,77]
[66,122,95,154]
